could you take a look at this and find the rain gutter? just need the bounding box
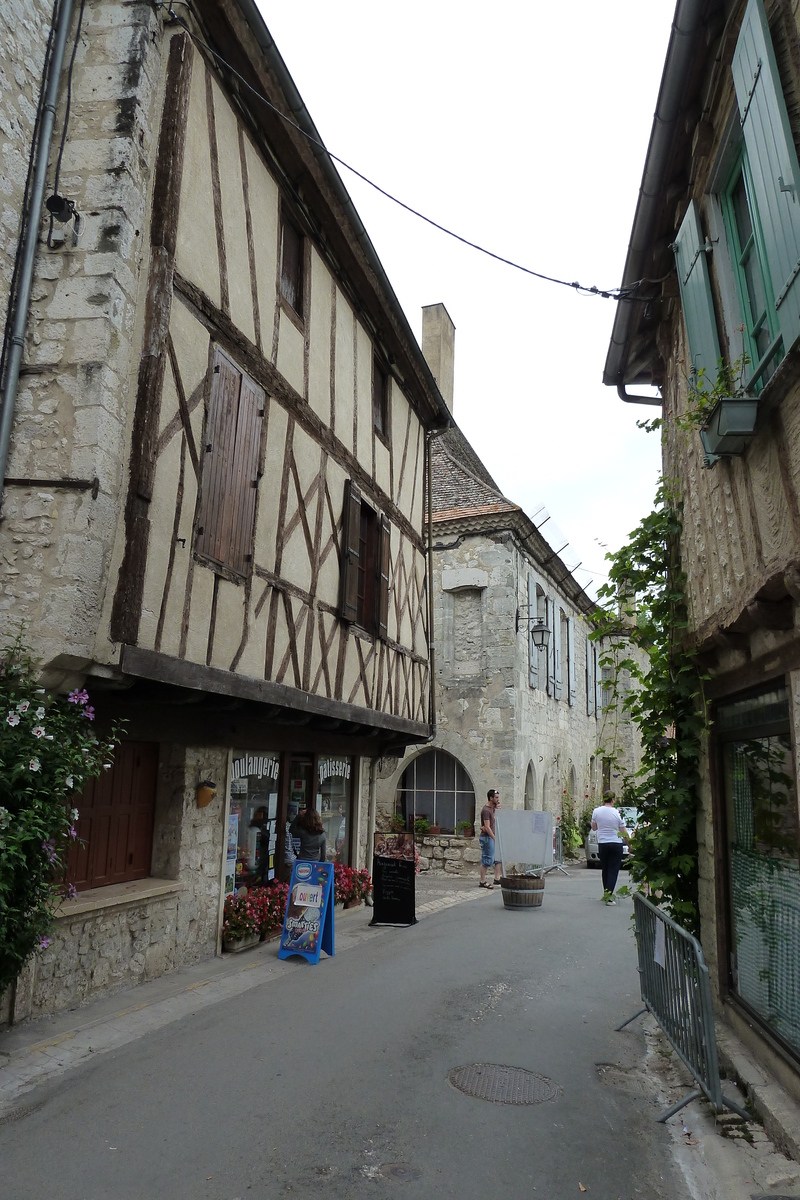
[0,0,75,506]
[604,0,707,402]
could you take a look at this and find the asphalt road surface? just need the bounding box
[0,867,689,1200]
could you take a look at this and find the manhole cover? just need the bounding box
[448,1063,560,1105]
[379,1164,422,1182]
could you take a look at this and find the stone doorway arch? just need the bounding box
[524,762,537,810]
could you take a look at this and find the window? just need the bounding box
[339,479,391,637]
[559,612,577,706]
[373,355,389,437]
[396,749,475,834]
[674,0,800,395]
[196,348,264,577]
[67,742,158,892]
[280,215,304,315]
[717,685,800,1058]
[602,757,612,796]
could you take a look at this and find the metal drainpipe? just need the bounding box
[364,755,378,904]
[0,0,75,507]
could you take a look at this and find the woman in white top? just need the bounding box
[590,796,630,904]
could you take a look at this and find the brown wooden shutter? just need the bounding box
[67,742,158,892]
[196,350,263,577]
[377,515,391,639]
[280,219,303,312]
[340,479,362,622]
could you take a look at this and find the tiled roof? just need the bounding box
[431,426,510,515]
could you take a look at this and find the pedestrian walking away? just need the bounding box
[479,789,502,889]
[590,795,630,903]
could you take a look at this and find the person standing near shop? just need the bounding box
[479,789,502,889]
[591,795,630,904]
[290,807,327,861]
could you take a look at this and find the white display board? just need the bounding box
[495,810,554,871]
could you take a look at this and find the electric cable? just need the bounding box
[155,2,655,303]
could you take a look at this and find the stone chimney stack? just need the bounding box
[421,303,455,414]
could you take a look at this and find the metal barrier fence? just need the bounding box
[617,893,749,1123]
[543,825,570,877]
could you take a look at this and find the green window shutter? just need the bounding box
[673,199,721,387]
[586,636,595,717]
[527,575,539,688]
[553,602,563,701]
[567,617,576,707]
[732,0,800,353]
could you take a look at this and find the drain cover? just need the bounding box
[379,1164,422,1182]
[448,1063,560,1105]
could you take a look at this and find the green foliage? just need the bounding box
[0,635,121,994]
[591,481,706,935]
[389,812,406,834]
[559,778,582,858]
[457,820,474,836]
[678,352,750,432]
[413,816,430,838]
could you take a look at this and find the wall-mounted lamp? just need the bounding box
[196,779,217,808]
[515,605,550,651]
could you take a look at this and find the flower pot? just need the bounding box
[428,825,441,835]
[344,898,362,910]
[499,875,545,910]
[223,932,261,953]
[700,398,758,458]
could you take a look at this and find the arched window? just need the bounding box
[524,762,537,810]
[396,750,475,834]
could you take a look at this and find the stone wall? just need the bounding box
[417,834,481,876]
[11,741,227,1021]
[0,1,165,673]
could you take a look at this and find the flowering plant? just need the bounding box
[333,862,372,905]
[249,881,289,935]
[0,634,121,994]
[222,892,261,941]
[222,881,290,943]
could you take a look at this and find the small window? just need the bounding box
[280,216,304,314]
[602,757,612,796]
[196,348,264,577]
[373,355,388,436]
[340,480,390,637]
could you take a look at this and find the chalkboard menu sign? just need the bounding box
[370,855,417,926]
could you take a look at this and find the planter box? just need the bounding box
[701,398,758,457]
[222,932,261,953]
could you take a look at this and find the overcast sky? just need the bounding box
[256,1,675,594]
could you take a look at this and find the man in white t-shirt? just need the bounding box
[590,796,630,904]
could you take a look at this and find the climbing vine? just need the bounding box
[591,481,707,935]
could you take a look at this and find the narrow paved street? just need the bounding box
[0,867,694,1200]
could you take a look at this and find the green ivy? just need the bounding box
[591,481,706,935]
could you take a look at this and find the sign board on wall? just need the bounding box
[495,810,554,870]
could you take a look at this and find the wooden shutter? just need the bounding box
[567,616,576,706]
[377,515,391,639]
[280,218,303,313]
[586,635,595,716]
[340,479,362,622]
[67,742,158,892]
[673,200,722,387]
[196,351,263,577]
[527,575,538,688]
[733,0,800,354]
[553,601,563,700]
[594,645,603,715]
[545,596,555,696]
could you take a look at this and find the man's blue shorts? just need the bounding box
[479,834,495,867]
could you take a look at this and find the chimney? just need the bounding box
[421,303,455,414]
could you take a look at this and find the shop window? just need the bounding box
[316,756,354,864]
[339,479,391,638]
[718,685,800,1057]
[396,749,475,834]
[279,215,304,315]
[66,742,158,892]
[225,751,281,894]
[195,347,264,578]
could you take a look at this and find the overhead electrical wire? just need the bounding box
[156,2,652,303]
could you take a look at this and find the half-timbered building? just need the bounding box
[0,0,448,1021]
[605,0,800,1108]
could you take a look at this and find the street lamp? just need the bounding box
[515,606,550,651]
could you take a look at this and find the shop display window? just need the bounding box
[317,756,353,864]
[226,751,280,895]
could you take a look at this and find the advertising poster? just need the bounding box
[225,811,239,897]
[278,861,334,964]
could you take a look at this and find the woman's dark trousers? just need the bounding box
[598,842,624,895]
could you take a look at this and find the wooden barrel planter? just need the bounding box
[499,874,545,910]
